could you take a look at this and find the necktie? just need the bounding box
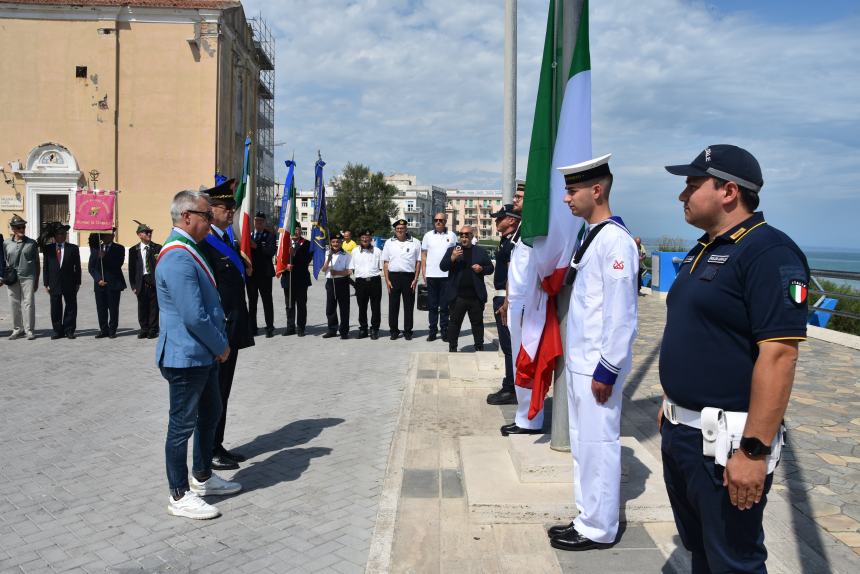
[56,245,61,264]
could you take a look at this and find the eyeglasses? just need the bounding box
[434,218,445,223]
[458,232,473,237]
[186,210,214,221]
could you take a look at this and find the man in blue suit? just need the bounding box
[156,189,241,520]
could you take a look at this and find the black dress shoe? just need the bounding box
[486,390,517,405]
[66,333,76,340]
[441,334,449,343]
[340,333,349,340]
[357,330,368,339]
[265,328,275,338]
[370,329,379,340]
[51,333,63,340]
[474,344,484,351]
[284,327,296,336]
[322,332,338,339]
[404,332,413,340]
[211,454,239,470]
[549,529,612,551]
[215,448,247,462]
[547,521,576,538]
[137,332,147,339]
[109,333,117,339]
[297,328,305,337]
[500,424,542,437]
[95,332,108,339]
[148,331,159,339]
[427,332,437,342]
[390,332,399,340]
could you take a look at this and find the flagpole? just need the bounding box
[549,0,585,453]
[502,0,517,204]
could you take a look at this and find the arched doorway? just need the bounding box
[21,143,83,243]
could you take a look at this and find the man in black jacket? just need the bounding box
[439,225,494,352]
[43,224,81,339]
[200,181,254,470]
[128,221,162,339]
[88,229,126,338]
[280,225,312,336]
[247,212,276,337]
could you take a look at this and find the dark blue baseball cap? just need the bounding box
[665,144,763,193]
[490,203,521,220]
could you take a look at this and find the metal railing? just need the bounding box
[809,268,860,321]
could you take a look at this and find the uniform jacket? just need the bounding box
[3,235,40,281]
[88,242,126,291]
[565,218,639,385]
[43,242,81,293]
[280,238,312,290]
[201,228,254,350]
[250,228,276,279]
[439,244,494,305]
[128,241,162,292]
[155,229,227,368]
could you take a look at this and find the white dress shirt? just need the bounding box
[139,242,150,274]
[421,230,456,278]
[382,237,421,272]
[325,249,352,279]
[350,246,383,278]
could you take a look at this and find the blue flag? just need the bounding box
[278,160,296,229]
[309,157,328,279]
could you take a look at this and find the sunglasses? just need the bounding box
[434,218,445,223]
[458,232,472,237]
[186,209,214,221]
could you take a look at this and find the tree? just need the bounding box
[329,163,399,237]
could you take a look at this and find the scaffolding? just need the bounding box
[250,14,275,218]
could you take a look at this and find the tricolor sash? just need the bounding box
[157,234,217,288]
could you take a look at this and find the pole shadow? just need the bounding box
[233,417,344,460]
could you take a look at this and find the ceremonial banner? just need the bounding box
[309,157,328,280]
[234,136,254,273]
[275,159,297,277]
[74,190,117,230]
[517,0,591,419]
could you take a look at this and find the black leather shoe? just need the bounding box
[265,328,275,338]
[322,332,338,339]
[211,454,239,470]
[137,332,147,339]
[427,332,437,342]
[215,448,247,463]
[404,332,413,340]
[474,344,484,351]
[284,326,296,336]
[441,334,449,343]
[390,332,399,340]
[66,333,76,340]
[148,331,159,339]
[357,330,368,339]
[340,333,349,340]
[500,424,542,437]
[370,329,379,340]
[51,333,63,340]
[297,328,306,337]
[109,333,117,339]
[449,346,458,353]
[95,332,108,339]
[486,390,517,405]
[549,529,612,551]
[547,521,576,538]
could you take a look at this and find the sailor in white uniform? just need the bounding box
[547,154,639,551]
[499,180,545,436]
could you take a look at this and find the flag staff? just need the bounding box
[502,0,517,204]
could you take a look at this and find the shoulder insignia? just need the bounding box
[612,260,624,270]
[730,227,746,241]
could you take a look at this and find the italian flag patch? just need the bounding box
[788,280,807,305]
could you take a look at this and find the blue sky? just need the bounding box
[242,0,859,248]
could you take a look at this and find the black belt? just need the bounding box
[356,276,381,282]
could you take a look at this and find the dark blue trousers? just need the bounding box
[425,277,449,335]
[492,296,513,392]
[661,422,773,574]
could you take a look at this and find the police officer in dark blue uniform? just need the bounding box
[486,204,519,405]
[659,145,809,573]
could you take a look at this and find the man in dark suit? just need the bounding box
[43,223,81,339]
[200,181,254,470]
[128,221,162,339]
[439,225,494,352]
[280,225,312,337]
[246,212,276,337]
[88,229,126,338]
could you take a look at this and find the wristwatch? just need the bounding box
[740,436,771,458]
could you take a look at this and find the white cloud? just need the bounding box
[243,0,860,247]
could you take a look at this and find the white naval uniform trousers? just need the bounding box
[565,219,639,544]
[507,236,543,430]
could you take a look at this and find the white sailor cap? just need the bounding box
[557,153,612,185]
[515,178,526,189]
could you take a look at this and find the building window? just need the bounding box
[75,66,87,79]
[301,213,308,222]
[301,199,308,208]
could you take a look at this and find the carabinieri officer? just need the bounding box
[659,145,809,573]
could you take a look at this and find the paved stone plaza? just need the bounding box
[1,276,859,573]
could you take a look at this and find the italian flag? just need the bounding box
[789,281,807,305]
[275,159,297,277]
[517,0,591,419]
[234,135,254,275]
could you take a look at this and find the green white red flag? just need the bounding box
[234,135,254,274]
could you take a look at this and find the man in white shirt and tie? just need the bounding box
[349,229,383,339]
[129,220,162,338]
[43,223,81,340]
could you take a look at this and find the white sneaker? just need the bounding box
[8,330,23,340]
[167,491,220,520]
[189,473,242,496]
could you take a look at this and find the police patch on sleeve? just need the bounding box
[788,279,808,306]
